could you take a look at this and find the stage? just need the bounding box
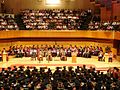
[0,56,120,73]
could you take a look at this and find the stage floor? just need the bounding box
[0,56,120,73]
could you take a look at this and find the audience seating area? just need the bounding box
[0,3,120,90]
[0,65,120,90]
[0,14,19,30]
[88,21,120,30]
[0,9,120,31]
[21,9,92,30]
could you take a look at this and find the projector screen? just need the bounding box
[46,0,61,5]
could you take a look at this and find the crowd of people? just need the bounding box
[21,9,92,30]
[21,9,120,31]
[88,21,120,30]
[0,9,120,31]
[6,45,103,60]
[0,14,19,30]
[0,65,120,90]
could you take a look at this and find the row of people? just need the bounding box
[21,9,92,30]
[0,14,19,30]
[0,65,120,90]
[98,51,113,62]
[6,45,103,59]
[88,21,120,30]
[0,47,113,63]
[0,10,120,31]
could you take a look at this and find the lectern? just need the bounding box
[104,53,109,63]
[2,52,8,62]
[72,52,77,63]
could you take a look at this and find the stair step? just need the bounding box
[15,14,26,30]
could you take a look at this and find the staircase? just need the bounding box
[15,14,26,30]
[81,13,93,30]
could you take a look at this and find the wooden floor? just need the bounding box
[0,56,120,73]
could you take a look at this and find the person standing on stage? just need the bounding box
[60,48,67,61]
[19,45,24,57]
[98,51,103,61]
[37,50,43,63]
[27,46,31,57]
[2,48,8,61]
[56,48,60,57]
[67,47,72,57]
[83,48,87,57]
[108,51,113,62]
[77,46,83,57]
[31,45,37,60]
[36,45,40,57]
[46,49,52,62]
[23,46,27,57]
[0,50,2,61]
[52,46,57,57]
[86,47,91,58]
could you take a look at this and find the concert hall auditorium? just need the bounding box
[0,0,120,90]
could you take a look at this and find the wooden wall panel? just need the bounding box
[0,30,114,40]
[3,0,94,14]
[0,0,1,12]
[112,3,120,20]
[114,32,120,40]
[106,10,111,21]
[101,7,107,21]
[0,30,119,55]
[0,41,113,53]
[100,7,112,21]
[0,42,12,50]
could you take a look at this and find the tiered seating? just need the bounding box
[0,10,119,31]
[0,65,120,90]
[21,9,92,30]
[0,14,19,30]
[88,21,120,30]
